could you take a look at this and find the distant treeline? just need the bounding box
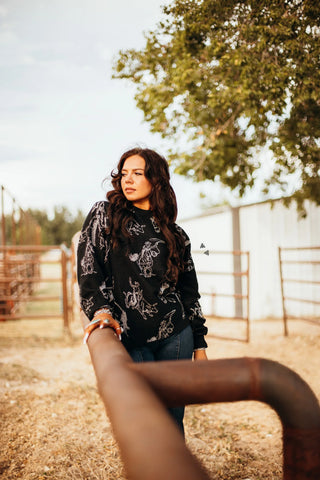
[29,206,85,246]
[4,206,85,247]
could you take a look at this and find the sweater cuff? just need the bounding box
[193,335,208,350]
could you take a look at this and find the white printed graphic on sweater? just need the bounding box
[129,238,165,278]
[79,202,110,276]
[158,282,178,304]
[80,296,94,312]
[80,243,96,275]
[150,216,161,233]
[147,309,175,342]
[127,220,145,236]
[124,277,158,320]
[99,280,114,303]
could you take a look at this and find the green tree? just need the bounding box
[3,210,43,245]
[28,207,84,246]
[25,209,53,245]
[113,0,320,209]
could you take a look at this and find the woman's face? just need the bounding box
[120,155,152,210]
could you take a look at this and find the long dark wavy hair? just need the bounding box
[106,147,185,284]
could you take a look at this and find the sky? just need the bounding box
[0,0,266,221]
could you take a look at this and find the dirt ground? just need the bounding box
[0,316,319,480]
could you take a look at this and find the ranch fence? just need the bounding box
[279,246,320,336]
[0,185,71,328]
[83,311,320,480]
[193,249,250,342]
[0,245,70,329]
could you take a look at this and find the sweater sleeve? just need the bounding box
[176,227,208,350]
[77,201,113,321]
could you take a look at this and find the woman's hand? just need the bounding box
[81,309,123,341]
[193,349,208,361]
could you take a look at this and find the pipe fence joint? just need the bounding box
[84,315,320,480]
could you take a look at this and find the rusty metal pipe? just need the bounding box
[133,358,320,480]
[85,318,211,480]
[133,358,320,479]
[84,312,320,479]
[132,357,320,429]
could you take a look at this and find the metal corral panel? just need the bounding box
[180,199,320,321]
[239,199,320,319]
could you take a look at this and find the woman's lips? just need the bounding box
[125,188,135,193]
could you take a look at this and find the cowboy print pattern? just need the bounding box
[77,201,208,350]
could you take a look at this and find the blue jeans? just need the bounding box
[128,325,194,436]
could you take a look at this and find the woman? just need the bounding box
[77,147,208,434]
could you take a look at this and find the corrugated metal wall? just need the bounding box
[179,208,236,318]
[240,200,320,319]
[180,199,320,320]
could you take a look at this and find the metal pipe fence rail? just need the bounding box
[0,245,70,329]
[192,249,250,342]
[83,312,320,480]
[279,246,320,336]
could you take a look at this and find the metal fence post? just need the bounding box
[61,246,69,331]
[279,246,288,336]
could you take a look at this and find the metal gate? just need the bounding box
[0,245,70,329]
[279,245,320,336]
[193,249,250,342]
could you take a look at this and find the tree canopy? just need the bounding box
[113,0,320,208]
[4,207,84,247]
[29,207,85,246]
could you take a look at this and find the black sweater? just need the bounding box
[77,201,207,350]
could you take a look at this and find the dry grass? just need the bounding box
[0,316,319,479]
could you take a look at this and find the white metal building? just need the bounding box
[179,198,320,321]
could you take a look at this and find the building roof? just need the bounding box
[178,196,292,222]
